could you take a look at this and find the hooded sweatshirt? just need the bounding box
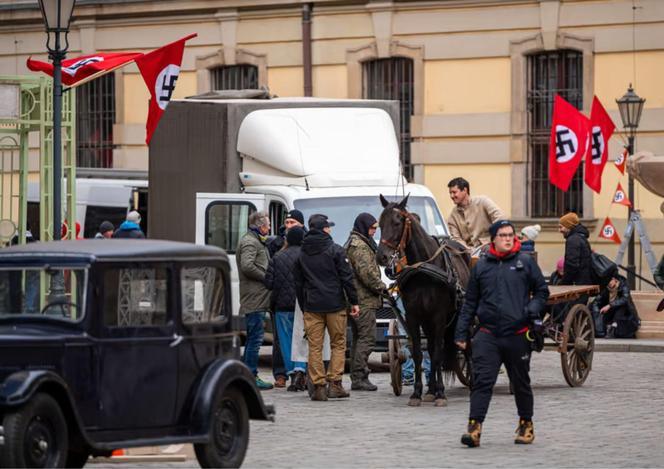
[294,229,358,313]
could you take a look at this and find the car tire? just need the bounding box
[0,393,69,468]
[65,449,89,468]
[194,387,249,468]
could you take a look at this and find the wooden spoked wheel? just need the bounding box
[560,304,595,387]
[388,319,404,396]
[454,349,472,389]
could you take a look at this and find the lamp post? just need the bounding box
[37,0,76,241]
[616,84,645,290]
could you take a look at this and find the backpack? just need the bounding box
[591,252,618,284]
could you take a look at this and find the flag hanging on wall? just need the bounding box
[135,33,197,145]
[584,96,615,193]
[549,94,590,192]
[599,217,621,244]
[27,52,143,87]
[611,183,632,207]
[615,146,628,175]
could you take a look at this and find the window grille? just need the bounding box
[362,57,414,180]
[527,50,584,217]
[210,64,259,90]
[76,73,115,168]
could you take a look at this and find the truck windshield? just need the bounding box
[294,195,447,245]
[0,267,87,321]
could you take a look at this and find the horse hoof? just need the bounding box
[434,398,448,407]
[408,398,422,407]
[422,394,435,403]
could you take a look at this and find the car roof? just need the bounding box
[0,239,228,264]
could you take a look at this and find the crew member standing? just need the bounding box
[455,220,549,448]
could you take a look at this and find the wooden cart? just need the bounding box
[386,284,599,395]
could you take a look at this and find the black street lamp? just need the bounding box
[616,84,645,290]
[37,0,76,241]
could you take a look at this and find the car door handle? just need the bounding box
[170,334,184,348]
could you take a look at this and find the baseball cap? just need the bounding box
[308,214,335,230]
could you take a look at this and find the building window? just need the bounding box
[362,57,414,180]
[210,65,258,90]
[76,73,115,168]
[527,50,583,218]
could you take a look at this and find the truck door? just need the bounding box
[195,193,266,323]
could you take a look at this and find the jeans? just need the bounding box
[274,311,306,375]
[269,312,287,379]
[396,298,431,382]
[243,311,266,376]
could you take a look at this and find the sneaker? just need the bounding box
[351,378,378,391]
[255,376,273,390]
[327,380,350,398]
[514,419,535,444]
[461,419,482,448]
[274,375,287,388]
[311,384,328,401]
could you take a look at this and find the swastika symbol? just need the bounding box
[155,64,181,110]
[603,225,614,237]
[159,74,178,103]
[555,125,578,163]
[615,191,624,202]
[591,126,604,164]
[63,57,103,76]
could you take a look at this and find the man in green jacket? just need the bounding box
[237,211,273,390]
[345,213,387,391]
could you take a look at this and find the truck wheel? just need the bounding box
[194,387,249,468]
[0,393,69,468]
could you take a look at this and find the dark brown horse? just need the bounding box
[377,194,470,406]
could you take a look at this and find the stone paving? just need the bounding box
[92,350,664,468]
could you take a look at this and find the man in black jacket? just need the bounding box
[558,212,594,286]
[294,214,360,401]
[591,274,640,338]
[455,220,549,448]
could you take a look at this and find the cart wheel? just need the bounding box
[560,303,595,387]
[454,349,472,389]
[388,319,403,396]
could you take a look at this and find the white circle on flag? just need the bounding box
[155,64,180,110]
[555,124,579,163]
[616,152,625,165]
[603,225,615,237]
[614,191,625,202]
[591,126,604,165]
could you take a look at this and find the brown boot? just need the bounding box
[514,419,534,444]
[327,380,350,398]
[311,384,328,401]
[461,419,482,448]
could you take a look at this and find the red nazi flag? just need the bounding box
[27,52,142,87]
[135,33,197,145]
[584,96,615,193]
[611,182,632,207]
[598,217,621,244]
[549,94,590,192]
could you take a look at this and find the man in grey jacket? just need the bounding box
[237,211,273,390]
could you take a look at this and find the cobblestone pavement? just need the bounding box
[92,350,664,468]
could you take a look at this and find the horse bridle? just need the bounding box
[380,207,416,272]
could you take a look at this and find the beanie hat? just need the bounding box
[285,209,305,225]
[488,219,515,240]
[127,210,141,223]
[99,221,114,233]
[521,224,541,241]
[286,226,305,246]
[559,212,579,229]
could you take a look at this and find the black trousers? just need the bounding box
[469,331,533,423]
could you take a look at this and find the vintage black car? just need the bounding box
[0,240,274,468]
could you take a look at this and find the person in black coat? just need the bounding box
[558,212,593,286]
[294,214,359,401]
[455,220,549,448]
[264,226,307,391]
[591,274,640,338]
[267,209,306,257]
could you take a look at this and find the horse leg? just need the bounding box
[432,338,448,407]
[408,325,423,407]
[423,326,437,402]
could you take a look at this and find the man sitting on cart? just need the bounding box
[590,274,640,339]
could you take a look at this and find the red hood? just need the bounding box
[489,237,522,259]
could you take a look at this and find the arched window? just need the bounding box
[76,73,115,168]
[210,64,258,90]
[362,57,414,180]
[527,50,583,217]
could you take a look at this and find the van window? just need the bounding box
[269,201,287,235]
[103,267,169,327]
[84,205,128,238]
[181,266,225,324]
[205,202,256,254]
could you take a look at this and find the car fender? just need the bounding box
[190,359,275,435]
